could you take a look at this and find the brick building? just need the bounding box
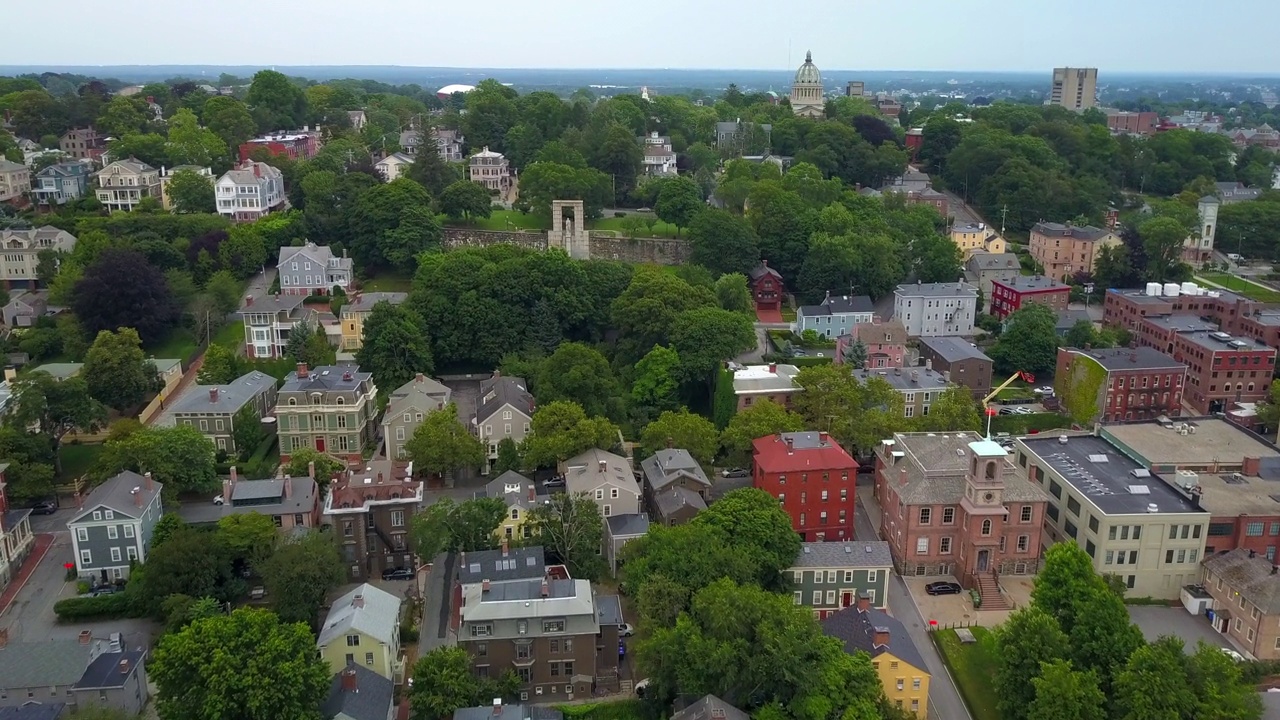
[874,432,1049,605]
[1103,286,1280,350]
[835,318,908,369]
[238,129,321,163]
[1029,222,1121,282]
[917,337,993,398]
[753,431,858,542]
[748,261,784,314]
[1165,329,1275,415]
[1054,347,1186,423]
[989,276,1070,319]
[323,459,421,582]
[1105,110,1159,136]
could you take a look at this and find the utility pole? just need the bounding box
[1000,205,1008,235]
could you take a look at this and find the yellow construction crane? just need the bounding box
[982,370,1035,411]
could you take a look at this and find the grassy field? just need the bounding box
[1196,273,1280,303]
[448,209,549,231]
[589,216,680,237]
[57,443,105,483]
[212,321,244,350]
[933,627,1001,720]
[361,273,414,293]
[146,329,198,362]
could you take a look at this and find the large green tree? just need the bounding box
[410,497,507,560]
[688,208,760,276]
[1138,215,1191,282]
[73,249,180,344]
[82,328,163,412]
[528,491,605,580]
[95,425,219,496]
[654,176,705,235]
[520,401,620,469]
[245,70,309,132]
[408,646,519,720]
[1027,660,1107,720]
[994,606,1071,720]
[354,302,434,391]
[990,303,1059,377]
[166,168,217,213]
[533,342,620,419]
[405,404,485,477]
[151,608,331,720]
[669,306,756,385]
[259,529,345,624]
[439,180,493,222]
[639,409,720,467]
[720,399,807,466]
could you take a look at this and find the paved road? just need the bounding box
[735,326,770,363]
[856,494,973,720]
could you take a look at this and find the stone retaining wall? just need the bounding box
[440,227,689,265]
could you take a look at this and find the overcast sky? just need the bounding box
[5,0,1279,74]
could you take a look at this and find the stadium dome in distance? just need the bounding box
[437,84,476,99]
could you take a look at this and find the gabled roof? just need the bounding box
[67,471,161,524]
[672,695,750,720]
[799,294,874,317]
[753,432,857,474]
[475,376,534,424]
[791,541,893,569]
[459,545,545,584]
[821,604,928,674]
[748,261,783,282]
[965,252,1021,272]
[640,449,711,493]
[322,664,394,720]
[454,704,563,720]
[0,638,95,690]
[484,471,538,512]
[318,583,402,648]
[653,485,707,519]
[605,513,650,538]
[170,371,276,415]
[74,649,145,689]
[377,152,415,165]
[279,241,345,270]
[565,448,638,497]
[385,374,451,420]
[0,704,67,720]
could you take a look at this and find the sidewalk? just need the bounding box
[0,533,54,618]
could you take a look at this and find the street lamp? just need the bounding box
[1083,282,1095,311]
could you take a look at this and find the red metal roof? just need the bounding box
[752,432,857,473]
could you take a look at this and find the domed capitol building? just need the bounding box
[789,50,825,118]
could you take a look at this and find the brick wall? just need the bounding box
[441,228,548,252]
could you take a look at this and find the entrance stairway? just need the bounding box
[976,572,1010,611]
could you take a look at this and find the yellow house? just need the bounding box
[951,222,1006,259]
[821,596,931,718]
[340,292,410,351]
[485,470,538,541]
[317,583,404,682]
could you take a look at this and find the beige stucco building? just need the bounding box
[1029,222,1121,282]
[0,160,31,203]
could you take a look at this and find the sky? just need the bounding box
[4,0,1280,74]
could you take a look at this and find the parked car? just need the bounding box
[543,476,565,488]
[618,623,634,637]
[721,468,749,478]
[1014,406,1034,415]
[634,679,651,698]
[90,585,117,597]
[1034,386,1055,396]
[857,463,876,474]
[212,495,225,505]
[382,567,414,581]
[998,407,1015,415]
[924,581,964,596]
[30,500,58,515]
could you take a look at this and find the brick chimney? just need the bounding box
[501,538,509,557]
[245,295,253,307]
[785,437,794,454]
[873,626,890,648]
[283,475,292,499]
[856,593,871,612]
[898,467,909,486]
[144,472,153,493]
[768,363,777,373]
[1244,456,1262,477]
[132,487,142,507]
[492,699,503,716]
[540,579,549,597]
[119,658,130,675]
[209,388,219,403]
[598,459,607,473]
[341,667,358,692]
[416,373,425,383]
[527,484,535,502]
[819,431,829,444]
[482,579,491,593]
[296,362,308,379]
[308,461,316,479]
[352,593,365,609]
[78,630,92,645]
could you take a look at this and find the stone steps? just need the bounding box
[976,576,1010,611]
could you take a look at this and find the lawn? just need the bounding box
[212,321,244,350]
[994,383,1035,401]
[57,443,105,483]
[361,273,413,293]
[146,329,198,362]
[448,209,549,232]
[588,216,680,238]
[1195,273,1280,303]
[932,627,1001,720]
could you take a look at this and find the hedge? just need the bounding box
[558,700,657,720]
[712,368,737,430]
[790,356,833,367]
[988,412,1074,435]
[54,593,136,621]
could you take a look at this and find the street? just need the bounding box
[856,490,973,720]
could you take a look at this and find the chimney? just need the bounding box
[925,359,932,371]
[352,593,365,608]
[856,593,871,612]
[873,626,890,647]
[296,362,308,379]
[0,627,8,648]
[1244,457,1262,477]
[819,431,829,444]
[665,436,674,449]
[209,388,219,403]
[245,295,253,307]
[283,475,292,499]
[416,373,425,383]
[118,658,130,675]
[769,363,777,374]
[74,489,83,510]
[598,460,607,473]
[501,538,509,557]
[898,467,908,486]
[342,667,358,692]
[132,487,142,507]
[492,699,503,716]
[785,437,794,454]
[144,471,153,492]
[308,461,316,479]
[377,472,384,484]
[1130,352,1138,363]
[493,370,501,379]
[527,484,535,502]
[482,579,491,593]
[540,579,549,597]
[78,630,92,645]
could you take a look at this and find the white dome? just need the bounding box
[794,51,821,85]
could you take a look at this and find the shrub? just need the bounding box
[614,211,627,218]
[54,593,134,621]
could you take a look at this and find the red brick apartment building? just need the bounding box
[1164,330,1275,414]
[753,431,858,542]
[989,276,1071,319]
[1054,347,1186,422]
[1104,286,1280,349]
[1105,110,1159,135]
[873,432,1048,603]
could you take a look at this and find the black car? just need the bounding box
[924,581,964,596]
[382,567,414,581]
[90,585,117,597]
[30,500,58,515]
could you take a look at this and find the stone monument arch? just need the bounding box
[549,199,591,260]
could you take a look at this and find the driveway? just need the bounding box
[1127,605,1235,650]
[735,326,769,364]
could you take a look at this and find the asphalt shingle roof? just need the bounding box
[475,376,533,424]
[605,513,650,538]
[321,664,394,720]
[792,541,893,569]
[68,471,161,524]
[672,695,750,720]
[459,546,545,584]
[0,639,92,690]
[170,371,275,415]
[317,583,401,648]
[1204,548,1280,615]
[74,650,145,689]
[821,605,929,674]
[640,449,710,493]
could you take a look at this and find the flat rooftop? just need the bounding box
[895,282,977,298]
[996,275,1068,292]
[1184,470,1280,517]
[1062,347,1184,372]
[855,367,951,391]
[1178,329,1273,353]
[1102,419,1279,468]
[1020,434,1203,516]
[1140,315,1218,334]
[1108,287,1248,305]
[919,336,991,363]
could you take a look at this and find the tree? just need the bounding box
[1064,320,1098,349]
[534,342,620,419]
[1092,243,1134,289]
[493,438,522,475]
[994,606,1071,720]
[245,70,308,132]
[1185,640,1264,720]
[409,647,519,720]
[591,122,644,204]
[670,307,756,385]
[197,344,247,385]
[1032,542,1103,635]
[920,116,963,171]
[1113,636,1198,720]
[216,512,277,566]
[410,497,507,560]
[349,177,435,271]
[284,322,336,367]
[97,96,150,138]
[611,267,716,363]
[259,529,345,624]
[232,404,265,460]
[166,168,216,213]
[151,608,331,720]
[655,176,704,235]
[843,339,869,369]
[913,232,964,283]
[439,180,493,222]
[912,385,981,432]
[720,400,807,466]
[407,139,462,196]
[73,249,180,344]
[405,404,486,477]
[202,96,257,151]
[355,302,434,391]
[283,448,345,485]
[693,487,801,587]
[640,410,720,467]
[82,328,162,412]
[133,525,234,616]
[166,108,229,169]
[713,273,755,314]
[1027,660,1107,720]
[1139,216,1190,282]
[529,491,604,579]
[990,303,1059,377]
[1067,583,1145,695]
[630,345,682,420]
[6,371,106,439]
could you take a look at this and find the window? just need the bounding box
[916,537,929,554]
[1017,535,1028,552]
[1020,505,1033,523]
[470,624,492,637]
[391,510,404,527]
[939,537,952,554]
[92,511,101,521]
[76,527,88,542]
[595,489,603,500]
[942,507,955,524]
[346,634,360,646]
[825,570,837,583]
[912,678,921,690]
[365,652,375,666]
[868,570,878,582]
[126,547,137,561]
[543,619,566,633]
[611,487,619,499]
[110,548,121,562]
[812,591,822,604]
[794,591,802,605]
[1066,496,1081,516]
[919,507,931,525]
[825,590,836,604]
[1247,522,1265,537]
[981,519,992,536]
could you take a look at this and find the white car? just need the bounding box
[1221,648,1245,662]
[634,679,651,698]
[1034,386,1055,396]
[619,623,634,637]
[212,495,225,505]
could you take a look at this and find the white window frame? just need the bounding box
[76,527,88,542]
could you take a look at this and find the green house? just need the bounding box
[789,541,893,618]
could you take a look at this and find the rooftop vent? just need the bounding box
[1146,503,1159,513]
[1087,454,1109,463]
[1058,435,1069,445]
[1128,485,1151,495]
[1130,468,1151,478]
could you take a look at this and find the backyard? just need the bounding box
[145,328,199,362]
[932,627,1000,720]
[1196,273,1280,303]
[360,273,413,293]
[56,443,105,484]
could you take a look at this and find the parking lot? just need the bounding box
[902,574,1035,627]
[1127,605,1235,650]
